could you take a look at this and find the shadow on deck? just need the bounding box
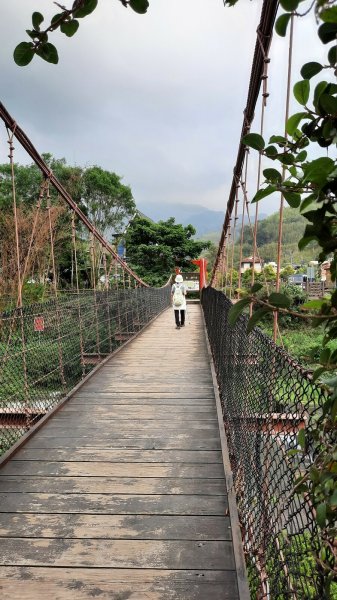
[0,304,248,599]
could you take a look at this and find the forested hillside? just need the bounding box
[239,207,318,265]
[209,207,318,267]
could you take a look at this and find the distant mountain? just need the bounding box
[137,201,224,236]
[137,201,267,238]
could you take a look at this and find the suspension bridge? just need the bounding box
[0,1,333,598]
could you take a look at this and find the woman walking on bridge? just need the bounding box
[171,273,187,329]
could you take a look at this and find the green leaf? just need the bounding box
[312,366,327,382]
[51,13,64,27]
[74,0,98,18]
[264,145,278,158]
[330,488,337,506]
[328,46,337,66]
[288,165,297,178]
[300,193,317,212]
[319,93,337,115]
[280,0,299,9]
[313,81,328,110]
[228,297,250,326]
[300,62,323,80]
[269,135,287,146]
[247,307,270,334]
[298,235,317,250]
[283,191,301,208]
[129,0,149,14]
[250,282,263,293]
[13,42,35,66]
[322,118,336,139]
[263,168,282,183]
[286,112,308,136]
[302,157,335,187]
[36,42,59,64]
[252,185,276,203]
[318,22,337,44]
[242,133,265,151]
[297,428,305,449]
[316,503,327,528]
[296,150,307,162]
[278,153,294,165]
[32,11,44,30]
[275,13,292,37]
[320,7,337,23]
[320,347,331,364]
[268,292,291,309]
[60,20,79,37]
[331,398,337,422]
[26,29,37,40]
[322,375,337,388]
[293,80,310,106]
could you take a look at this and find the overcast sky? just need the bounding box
[0,0,329,216]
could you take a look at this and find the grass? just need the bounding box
[261,324,337,369]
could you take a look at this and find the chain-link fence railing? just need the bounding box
[0,286,170,455]
[202,286,330,600]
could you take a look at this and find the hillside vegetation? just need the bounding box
[238,207,318,265]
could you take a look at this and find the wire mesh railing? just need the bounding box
[0,286,170,455]
[202,286,328,600]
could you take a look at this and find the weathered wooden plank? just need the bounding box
[82,385,215,392]
[41,422,219,432]
[23,435,222,450]
[11,448,223,463]
[59,405,217,415]
[0,461,224,478]
[71,392,216,399]
[0,493,228,515]
[0,567,239,600]
[44,417,218,427]
[0,476,225,495]
[0,538,235,570]
[0,513,232,540]
[27,429,220,441]
[69,397,214,404]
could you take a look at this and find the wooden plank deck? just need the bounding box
[0,304,246,599]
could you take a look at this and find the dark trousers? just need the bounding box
[174,309,185,326]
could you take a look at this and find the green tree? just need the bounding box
[124,216,210,286]
[280,264,295,280]
[202,242,219,273]
[82,166,135,237]
[0,156,135,292]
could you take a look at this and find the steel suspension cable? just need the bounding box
[273,13,295,343]
[47,181,66,386]
[211,0,278,285]
[251,37,271,291]
[71,211,85,375]
[7,126,29,421]
[237,153,249,295]
[229,185,240,299]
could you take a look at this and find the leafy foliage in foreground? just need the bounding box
[227,0,337,592]
[14,0,149,65]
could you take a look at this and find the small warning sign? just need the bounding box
[34,316,45,332]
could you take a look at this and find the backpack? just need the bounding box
[173,284,184,307]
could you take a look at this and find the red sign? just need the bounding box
[34,316,45,332]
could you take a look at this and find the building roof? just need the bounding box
[241,256,262,264]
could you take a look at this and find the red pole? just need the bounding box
[191,259,208,290]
